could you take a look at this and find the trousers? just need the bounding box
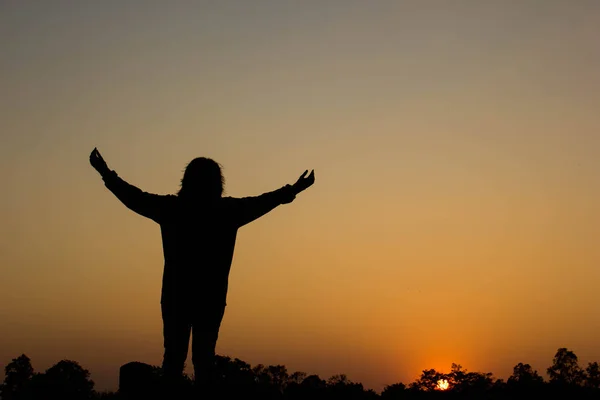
[160,300,226,384]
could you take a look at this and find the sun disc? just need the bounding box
[437,379,449,391]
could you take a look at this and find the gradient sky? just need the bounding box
[1,0,600,393]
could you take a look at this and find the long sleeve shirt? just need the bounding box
[102,170,294,308]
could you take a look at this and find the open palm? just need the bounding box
[292,170,315,194]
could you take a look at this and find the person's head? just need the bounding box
[177,157,224,199]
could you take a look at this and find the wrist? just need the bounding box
[286,184,298,195]
[100,168,114,179]
[279,185,296,204]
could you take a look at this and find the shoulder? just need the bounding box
[220,196,240,207]
[157,194,178,210]
[160,194,178,203]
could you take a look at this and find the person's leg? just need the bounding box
[161,302,192,381]
[191,304,226,394]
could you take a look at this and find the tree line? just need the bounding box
[2,347,599,399]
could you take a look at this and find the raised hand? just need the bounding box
[292,170,315,195]
[89,147,110,176]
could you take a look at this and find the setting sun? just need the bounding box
[437,379,450,391]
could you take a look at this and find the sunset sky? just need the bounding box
[1,0,600,393]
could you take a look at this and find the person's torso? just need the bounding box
[158,196,239,305]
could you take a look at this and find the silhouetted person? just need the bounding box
[89,148,315,394]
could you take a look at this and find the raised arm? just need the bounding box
[231,170,315,228]
[89,148,166,223]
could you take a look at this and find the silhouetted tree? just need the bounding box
[466,371,495,393]
[297,374,327,400]
[409,368,446,392]
[584,362,600,389]
[381,382,406,399]
[252,364,268,382]
[268,364,289,392]
[288,371,307,385]
[507,362,544,388]
[251,363,288,399]
[492,378,507,391]
[1,354,34,400]
[211,356,257,398]
[447,363,466,387]
[327,374,350,386]
[326,374,373,400]
[447,363,494,394]
[547,348,585,387]
[213,356,242,381]
[285,371,309,400]
[38,360,95,400]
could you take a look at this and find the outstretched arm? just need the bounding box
[232,170,315,227]
[89,148,165,222]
